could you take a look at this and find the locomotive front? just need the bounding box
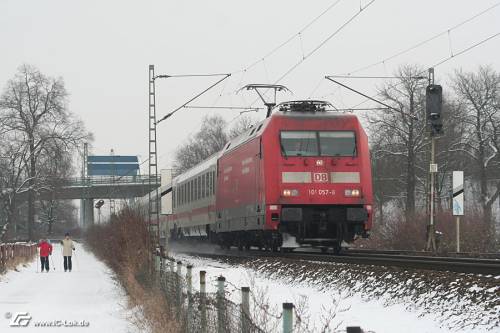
[262,101,373,252]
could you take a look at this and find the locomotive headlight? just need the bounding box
[282,189,299,197]
[344,189,361,197]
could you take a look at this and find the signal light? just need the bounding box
[426,84,443,136]
[282,189,299,197]
[344,189,361,197]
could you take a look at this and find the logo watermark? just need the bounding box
[7,312,32,327]
[5,312,89,328]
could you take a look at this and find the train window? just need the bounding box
[205,173,208,197]
[183,184,185,205]
[192,179,195,202]
[280,131,318,157]
[208,171,212,196]
[194,178,197,201]
[185,182,188,203]
[319,131,356,156]
[212,171,216,194]
[172,188,176,208]
[205,173,209,197]
[201,174,205,199]
[199,175,202,199]
[179,185,182,206]
[257,124,263,132]
[201,174,205,198]
[189,180,193,203]
[180,184,183,205]
[197,176,201,200]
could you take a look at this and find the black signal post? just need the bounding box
[426,68,443,252]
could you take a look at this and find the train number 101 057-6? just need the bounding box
[307,189,336,196]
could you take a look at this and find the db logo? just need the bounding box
[313,173,328,183]
[9,312,32,327]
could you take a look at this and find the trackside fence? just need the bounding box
[154,255,278,333]
[0,242,37,273]
[154,254,368,333]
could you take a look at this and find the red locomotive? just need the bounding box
[167,100,373,253]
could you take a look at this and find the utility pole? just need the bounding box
[425,68,443,252]
[148,65,160,263]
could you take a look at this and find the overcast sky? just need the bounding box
[1,0,499,173]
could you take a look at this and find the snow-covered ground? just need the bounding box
[171,250,500,333]
[0,242,140,332]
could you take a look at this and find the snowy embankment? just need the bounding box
[171,247,500,333]
[0,242,143,332]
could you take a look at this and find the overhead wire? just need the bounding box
[248,0,376,107]
[343,1,500,75]
[273,0,375,86]
[240,0,343,73]
[345,31,500,110]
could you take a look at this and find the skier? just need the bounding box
[37,238,53,272]
[61,233,75,272]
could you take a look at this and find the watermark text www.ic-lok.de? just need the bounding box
[5,312,90,328]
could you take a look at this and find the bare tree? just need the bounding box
[228,114,257,139]
[0,64,92,240]
[174,114,257,172]
[0,138,29,241]
[368,65,428,220]
[451,66,500,225]
[37,139,75,234]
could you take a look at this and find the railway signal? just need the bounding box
[426,84,443,136]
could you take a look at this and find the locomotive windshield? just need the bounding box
[280,131,356,157]
[280,131,319,156]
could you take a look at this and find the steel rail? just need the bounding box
[173,247,500,275]
[345,248,500,260]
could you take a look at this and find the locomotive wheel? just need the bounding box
[321,247,328,254]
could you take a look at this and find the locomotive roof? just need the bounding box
[172,103,360,182]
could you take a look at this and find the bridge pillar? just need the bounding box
[79,198,95,227]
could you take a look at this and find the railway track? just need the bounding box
[346,248,500,259]
[172,246,500,275]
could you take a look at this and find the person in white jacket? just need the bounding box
[61,233,75,272]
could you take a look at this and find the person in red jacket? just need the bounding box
[37,239,53,272]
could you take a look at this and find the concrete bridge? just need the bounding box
[15,175,161,226]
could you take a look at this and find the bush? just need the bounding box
[357,211,497,253]
[85,208,178,333]
[86,208,149,275]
